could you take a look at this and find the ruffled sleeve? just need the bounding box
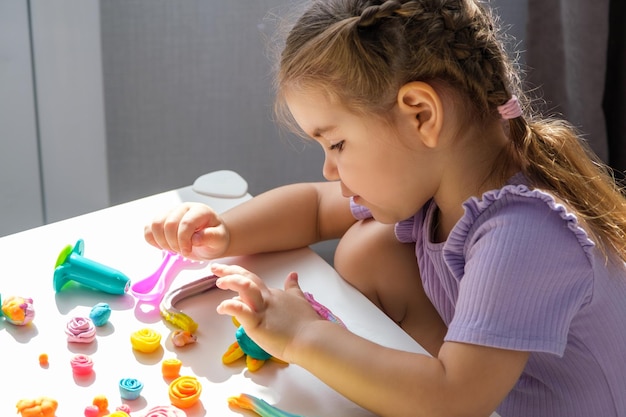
[444,184,596,355]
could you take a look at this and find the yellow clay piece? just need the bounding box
[222,341,244,364]
[245,356,266,372]
[130,328,162,353]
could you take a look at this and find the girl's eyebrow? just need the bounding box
[312,125,337,138]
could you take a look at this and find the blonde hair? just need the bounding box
[274,0,626,261]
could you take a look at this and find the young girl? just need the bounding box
[144,1,626,416]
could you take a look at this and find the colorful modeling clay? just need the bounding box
[161,358,183,379]
[116,404,132,414]
[303,292,346,327]
[119,378,144,400]
[171,330,197,347]
[16,397,58,417]
[106,412,130,417]
[168,375,202,409]
[131,251,206,303]
[54,239,131,295]
[222,317,277,372]
[1,295,35,325]
[142,405,186,417]
[130,328,162,353]
[222,293,344,372]
[228,393,303,417]
[89,302,112,326]
[66,316,97,343]
[38,353,49,367]
[84,405,100,417]
[70,354,94,375]
[160,274,218,333]
[93,395,109,412]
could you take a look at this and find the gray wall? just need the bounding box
[100,0,325,205]
[0,0,109,237]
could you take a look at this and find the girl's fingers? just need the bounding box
[216,298,254,319]
[283,271,300,292]
[162,205,192,253]
[212,264,266,312]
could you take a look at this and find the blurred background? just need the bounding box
[1,0,624,253]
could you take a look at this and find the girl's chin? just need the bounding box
[369,210,403,225]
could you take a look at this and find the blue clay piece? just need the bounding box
[119,377,144,400]
[89,302,112,326]
[236,326,272,360]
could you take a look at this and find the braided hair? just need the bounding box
[275,0,626,262]
[277,0,516,120]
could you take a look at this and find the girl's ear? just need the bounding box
[396,82,443,148]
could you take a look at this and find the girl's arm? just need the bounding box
[220,181,355,256]
[294,320,528,417]
[213,264,529,417]
[145,181,355,260]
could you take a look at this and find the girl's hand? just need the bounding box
[213,263,322,363]
[144,202,230,260]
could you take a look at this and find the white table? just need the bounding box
[1,180,433,416]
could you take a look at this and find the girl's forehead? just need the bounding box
[285,89,341,124]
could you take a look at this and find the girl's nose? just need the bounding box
[322,154,339,181]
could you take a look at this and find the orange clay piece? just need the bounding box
[16,397,58,417]
[130,328,162,353]
[38,353,48,366]
[92,395,108,412]
[168,375,202,409]
[162,358,183,378]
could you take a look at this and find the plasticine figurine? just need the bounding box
[222,292,345,372]
[1,295,35,325]
[222,316,286,372]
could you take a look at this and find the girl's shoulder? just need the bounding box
[455,173,596,261]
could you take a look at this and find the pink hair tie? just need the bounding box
[497,95,522,120]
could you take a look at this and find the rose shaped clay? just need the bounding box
[65,317,96,343]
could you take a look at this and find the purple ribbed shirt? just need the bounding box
[351,176,626,416]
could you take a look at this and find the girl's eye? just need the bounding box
[329,140,345,151]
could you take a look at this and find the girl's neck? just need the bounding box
[432,120,517,242]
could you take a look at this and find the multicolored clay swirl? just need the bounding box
[228,393,303,417]
[1,295,35,325]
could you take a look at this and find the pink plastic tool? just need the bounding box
[130,251,206,303]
